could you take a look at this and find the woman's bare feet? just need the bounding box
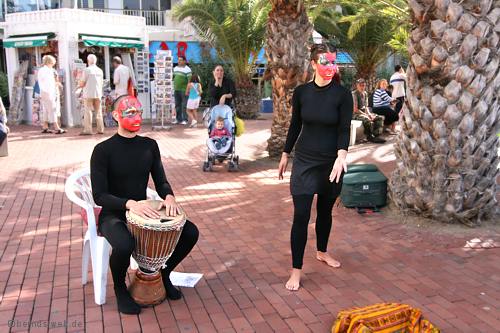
[316,251,341,268]
[285,268,301,291]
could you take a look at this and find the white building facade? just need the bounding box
[0,0,198,126]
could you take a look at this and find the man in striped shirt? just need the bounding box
[389,65,406,114]
[173,56,192,125]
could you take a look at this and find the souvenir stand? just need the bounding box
[8,61,29,124]
[134,49,151,120]
[4,9,147,127]
[152,50,173,131]
[71,59,87,125]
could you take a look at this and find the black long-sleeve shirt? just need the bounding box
[283,81,353,156]
[90,134,174,216]
[209,77,237,107]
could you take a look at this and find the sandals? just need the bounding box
[42,128,66,134]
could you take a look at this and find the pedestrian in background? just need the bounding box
[79,54,104,135]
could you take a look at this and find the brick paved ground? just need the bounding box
[0,117,499,333]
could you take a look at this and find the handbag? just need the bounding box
[0,122,7,146]
[332,303,439,333]
[0,129,6,146]
[234,116,245,137]
[0,102,7,146]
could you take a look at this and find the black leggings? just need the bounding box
[291,194,337,269]
[99,215,199,290]
[394,97,405,114]
[372,106,399,125]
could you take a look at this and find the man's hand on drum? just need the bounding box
[126,200,161,219]
[161,195,182,217]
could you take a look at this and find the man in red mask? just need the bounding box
[90,95,199,314]
[113,95,144,132]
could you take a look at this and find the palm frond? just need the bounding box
[345,16,369,40]
[172,0,270,83]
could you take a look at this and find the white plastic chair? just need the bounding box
[65,168,160,305]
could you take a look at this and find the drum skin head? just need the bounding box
[126,200,186,230]
[125,199,186,272]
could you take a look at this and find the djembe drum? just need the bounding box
[125,200,186,306]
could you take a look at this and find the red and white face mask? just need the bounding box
[316,52,338,80]
[115,96,143,132]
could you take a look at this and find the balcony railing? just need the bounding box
[2,5,193,32]
[83,8,165,26]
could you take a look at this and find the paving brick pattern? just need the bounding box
[0,118,499,333]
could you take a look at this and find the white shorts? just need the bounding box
[186,97,201,110]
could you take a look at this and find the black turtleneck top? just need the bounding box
[283,81,353,157]
[90,134,174,216]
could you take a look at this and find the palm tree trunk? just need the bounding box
[266,0,313,157]
[390,0,499,225]
[235,79,260,120]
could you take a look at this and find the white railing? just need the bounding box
[5,8,145,26]
[83,8,165,26]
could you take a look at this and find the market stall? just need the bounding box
[3,8,147,127]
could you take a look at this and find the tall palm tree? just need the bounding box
[391,0,499,225]
[266,0,313,157]
[173,0,270,119]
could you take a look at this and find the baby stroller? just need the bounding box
[202,105,239,172]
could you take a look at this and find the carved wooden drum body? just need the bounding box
[125,200,186,306]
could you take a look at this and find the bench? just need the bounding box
[350,120,364,146]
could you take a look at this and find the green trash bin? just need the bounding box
[341,169,388,208]
[346,164,379,174]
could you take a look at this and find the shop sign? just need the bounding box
[4,39,47,48]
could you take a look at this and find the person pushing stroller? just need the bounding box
[202,65,239,172]
[209,65,236,107]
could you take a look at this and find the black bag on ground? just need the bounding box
[0,116,7,146]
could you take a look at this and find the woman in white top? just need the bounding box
[38,55,65,134]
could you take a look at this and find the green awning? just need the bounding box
[80,34,144,48]
[4,33,55,48]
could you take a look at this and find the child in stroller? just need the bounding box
[202,105,239,172]
[209,117,231,150]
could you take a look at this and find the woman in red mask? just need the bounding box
[278,44,353,291]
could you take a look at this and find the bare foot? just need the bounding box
[316,251,341,268]
[285,269,301,291]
